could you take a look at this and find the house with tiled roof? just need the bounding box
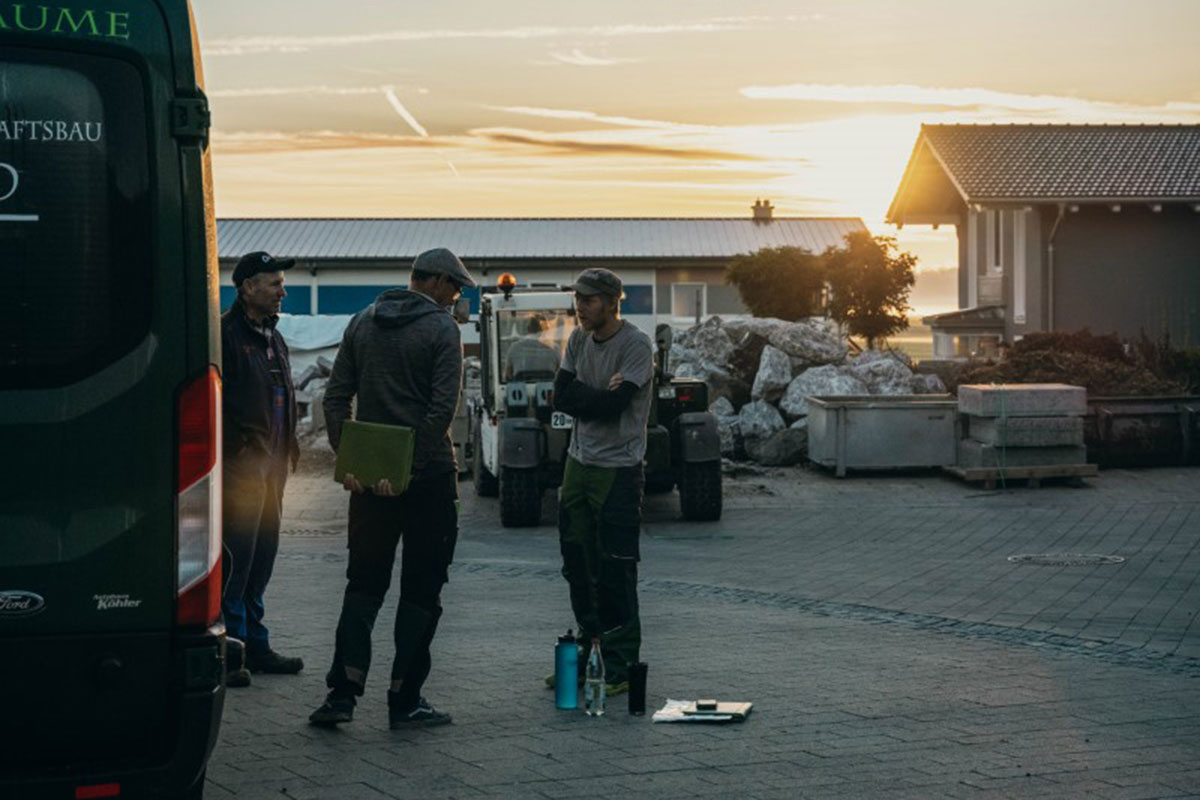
[887,124,1200,358]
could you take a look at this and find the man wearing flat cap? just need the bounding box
[311,247,475,728]
[221,251,304,687]
[550,267,654,696]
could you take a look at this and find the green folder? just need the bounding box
[333,420,415,493]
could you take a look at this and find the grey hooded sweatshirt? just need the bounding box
[324,289,463,480]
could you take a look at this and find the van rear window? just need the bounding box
[0,48,151,390]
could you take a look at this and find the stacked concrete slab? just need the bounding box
[957,384,1089,469]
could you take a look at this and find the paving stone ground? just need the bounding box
[206,451,1200,799]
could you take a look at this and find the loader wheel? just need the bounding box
[472,425,499,497]
[500,467,542,527]
[679,460,722,521]
[644,471,675,494]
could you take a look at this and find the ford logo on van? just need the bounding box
[0,591,46,617]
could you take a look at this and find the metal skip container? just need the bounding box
[807,395,958,477]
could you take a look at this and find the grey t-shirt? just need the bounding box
[562,321,654,468]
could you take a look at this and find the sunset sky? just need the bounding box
[194,0,1200,311]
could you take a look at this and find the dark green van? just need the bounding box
[0,2,224,797]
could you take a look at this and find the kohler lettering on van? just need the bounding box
[0,2,224,797]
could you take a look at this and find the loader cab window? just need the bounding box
[0,48,151,390]
[498,309,576,382]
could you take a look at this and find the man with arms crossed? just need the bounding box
[552,268,654,694]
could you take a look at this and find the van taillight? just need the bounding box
[176,367,222,628]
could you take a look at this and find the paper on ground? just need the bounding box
[652,698,733,723]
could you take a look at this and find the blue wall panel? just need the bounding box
[220,283,652,317]
[622,285,653,315]
[317,286,393,315]
[220,286,311,315]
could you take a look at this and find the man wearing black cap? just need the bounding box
[221,251,304,687]
[310,247,475,728]
[551,267,654,695]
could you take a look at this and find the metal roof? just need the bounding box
[920,124,1200,202]
[216,217,867,261]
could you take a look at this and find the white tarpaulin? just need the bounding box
[274,314,352,378]
[275,314,353,351]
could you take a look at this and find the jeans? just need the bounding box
[222,451,288,654]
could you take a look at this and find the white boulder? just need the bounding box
[767,318,848,367]
[779,365,868,419]
[736,399,786,442]
[847,350,914,396]
[910,373,948,394]
[750,345,792,403]
[709,396,736,417]
[746,426,808,466]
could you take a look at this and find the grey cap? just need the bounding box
[412,247,476,288]
[568,267,623,298]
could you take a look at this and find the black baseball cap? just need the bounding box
[233,251,295,286]
[568,267,624,298]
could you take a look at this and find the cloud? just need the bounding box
[740,83,1200,121]
[205,20,762,57]
[207,85,384,99]
[477,128,761,161]
[485,105,710,131]
[541,49,645,67]
[211,130,450,154]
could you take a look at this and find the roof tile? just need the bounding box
[923,124,1200,200]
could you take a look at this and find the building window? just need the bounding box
[986,210,1004,276]
[671,283,707,320]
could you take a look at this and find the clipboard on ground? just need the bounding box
[333,420,415,493]
[683,701,753,721]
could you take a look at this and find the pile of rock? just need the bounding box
[670,316,946,466]
[294,356,334,436]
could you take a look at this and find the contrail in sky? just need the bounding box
[382,86,429,137]
[379,85,459,177]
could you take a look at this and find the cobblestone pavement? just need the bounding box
[206,456,1200,799]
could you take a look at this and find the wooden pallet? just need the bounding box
[942,463,1098,490]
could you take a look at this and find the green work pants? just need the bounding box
[558,456,644,682]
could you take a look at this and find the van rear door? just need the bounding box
[0,7,211,774]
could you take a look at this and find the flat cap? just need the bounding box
[233,251,295,286]
[568,267,623,298]
[413,247,476,288]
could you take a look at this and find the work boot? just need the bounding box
[246,648,304,675]
[225,637,251,689]
[388,694,452,728]
[308,690,356,726]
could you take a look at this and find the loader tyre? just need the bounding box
[644,471,675,494]
[679,460,722,521]
[500,466,541,527]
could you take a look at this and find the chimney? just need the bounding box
[752,198,774,223]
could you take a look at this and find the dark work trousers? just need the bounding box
[222,451,288,655]
[558,457,644,684]
[326,471,458,707]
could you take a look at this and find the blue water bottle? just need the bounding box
[554,629,578,709]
